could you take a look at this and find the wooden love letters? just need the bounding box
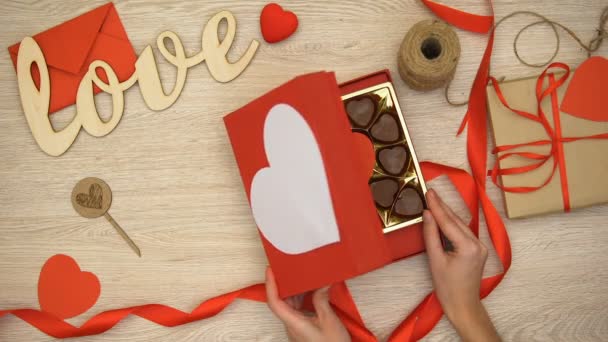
[17,10,259,156]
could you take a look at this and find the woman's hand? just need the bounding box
[265,268,351,342]
[423,189,500,342]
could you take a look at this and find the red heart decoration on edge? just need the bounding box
[260,3,299,43]
[561,56,608,122]
[38,254,101,319]
[351,131,376,178]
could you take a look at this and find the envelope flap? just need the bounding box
[100,4,130,40]
[8,3,113,75]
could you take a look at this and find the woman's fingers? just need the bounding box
[422,209,446,261]
[434,192,477,240]
[426,189,469,245]
[265,267,309,328]
[266,270,350,341]
[312,287,343,326]
[312,287,332,318]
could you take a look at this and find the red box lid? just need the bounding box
[224,71,423,297]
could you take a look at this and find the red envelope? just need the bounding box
[224,71,427,298]
[8,3,137,114]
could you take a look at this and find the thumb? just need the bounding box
[265,267,307,328]
[312,287,340,323]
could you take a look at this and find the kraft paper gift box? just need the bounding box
[224,70,429,297]
[486,57,608,219]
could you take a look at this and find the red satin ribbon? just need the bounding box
[0,284,266,338]
[488,63,608,212]
[395,1,513,341]
[550,74,570,211]
[1,1,513,341]
[420,0,493,33]
[0,161,509,341]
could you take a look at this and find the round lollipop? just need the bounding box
[71,177,141,257]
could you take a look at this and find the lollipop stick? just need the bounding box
[104,212,141,257]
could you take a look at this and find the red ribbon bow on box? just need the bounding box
[489,62,608,212]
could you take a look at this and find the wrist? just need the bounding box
[447,301,500,342]
[444,297,483,326]
[448,301,487,336]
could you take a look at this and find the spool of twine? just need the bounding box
[398,19,460,91]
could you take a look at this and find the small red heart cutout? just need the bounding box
[351,132,376,178]
[38,254,100,319]
[260,3,298,43]
[561,56,608,122]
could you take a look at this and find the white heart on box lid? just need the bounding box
[250,104,340,255]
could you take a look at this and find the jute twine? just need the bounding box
[397,19,460,91]
[398,6,608,106]
[495,6,608,68]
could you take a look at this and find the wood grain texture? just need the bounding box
[0,0,607,340]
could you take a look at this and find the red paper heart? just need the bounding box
[38,254,100,319]
[561,56,608,122]
[260,3,298,43]
[351,132,376,178]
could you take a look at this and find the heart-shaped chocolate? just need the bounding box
[370,178,399,208]
[76,184,103,209]
[370,114,400,142]
[378,145,408,175]
[346,97,375,127]
[394,187,423,217]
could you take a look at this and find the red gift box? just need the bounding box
[224,70,427,297]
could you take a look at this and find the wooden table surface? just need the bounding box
[1,0,607,340]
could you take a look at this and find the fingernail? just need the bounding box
[427,189,435,198]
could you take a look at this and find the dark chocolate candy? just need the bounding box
[394,187,423,217]
[371,114,400,142]
[378,145,408,175]
[346,97,375,127]
[370,179,399,208]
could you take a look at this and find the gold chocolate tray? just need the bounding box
[342,82,428,234]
